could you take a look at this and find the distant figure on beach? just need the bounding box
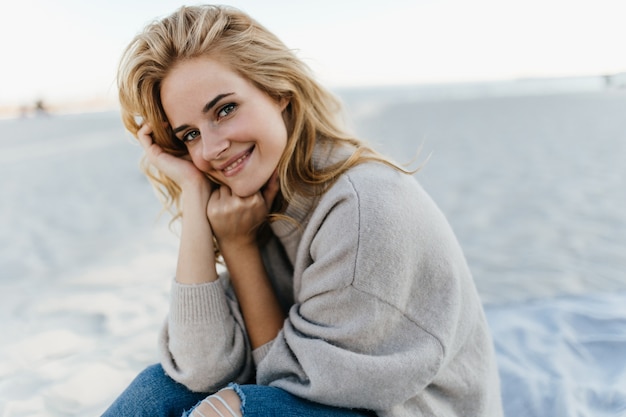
[104,5,503,417]
[18,100,49,118]
[34,99,48,116]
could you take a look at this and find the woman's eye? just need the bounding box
[218,103,236,118]
[182,130,200,143]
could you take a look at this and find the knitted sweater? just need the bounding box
[158,146,503,417]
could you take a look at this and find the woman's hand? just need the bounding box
[137,123,207,190]
[207,171,279,249]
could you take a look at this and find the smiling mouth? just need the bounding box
[222,146,254,173]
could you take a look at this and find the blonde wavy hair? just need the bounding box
[118,5,409,221]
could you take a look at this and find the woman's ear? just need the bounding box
[280,100,293,132]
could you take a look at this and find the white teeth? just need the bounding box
[224,152,249,172]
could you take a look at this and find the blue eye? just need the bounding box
[182,130,200,143]
[218,103,236,118]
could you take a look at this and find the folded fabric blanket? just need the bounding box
[485,291,626,417]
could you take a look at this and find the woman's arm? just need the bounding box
[175,181,218,284]
[136,124,218,283]
[208,176,285,350]
[137,125,253,391]
[220,235,285,349]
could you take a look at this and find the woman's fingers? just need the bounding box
[136,122,208,190]
[208,171,280,240]
[208,186,267,245]
[136,123,165,163]
[136,123,155,149]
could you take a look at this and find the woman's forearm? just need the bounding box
[176,183,218,284]
[221,243,285,349]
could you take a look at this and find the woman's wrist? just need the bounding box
[219,238,258,259]
[180,176,212,201]
[175,180,219,285]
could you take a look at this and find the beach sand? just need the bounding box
[1,87,625,416]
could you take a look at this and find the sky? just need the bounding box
[1,0,626,107]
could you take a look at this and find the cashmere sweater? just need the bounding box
[158,146,503,417]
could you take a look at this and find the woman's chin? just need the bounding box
[230,184,261,198]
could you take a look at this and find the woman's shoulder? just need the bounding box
[307,142,444,226]
[330,159,426,204]
[311,159,447,233]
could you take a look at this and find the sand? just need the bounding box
[1,86,625,416]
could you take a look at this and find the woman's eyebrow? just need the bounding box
[202,92,234,114]
[172,92,235,134]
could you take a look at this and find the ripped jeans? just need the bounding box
[101,364,375,417]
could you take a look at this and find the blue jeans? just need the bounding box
[101,364,375,417]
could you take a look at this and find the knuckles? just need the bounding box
[207,191,269,238]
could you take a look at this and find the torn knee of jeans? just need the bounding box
[227,383,246,415]
[186,385,245,417]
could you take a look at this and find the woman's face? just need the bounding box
[161,56,288,197]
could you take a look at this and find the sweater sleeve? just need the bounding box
[255,167,475,411]
[158,273,254,392]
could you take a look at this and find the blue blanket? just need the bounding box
[486,292,626,417]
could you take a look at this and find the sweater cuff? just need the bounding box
[169,277,230,323]
[252,339,274,366]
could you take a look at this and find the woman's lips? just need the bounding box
[220,146,254,176]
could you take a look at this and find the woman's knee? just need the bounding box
[102,364,209,417]
[231,384,374,417]
[133,364,171,387]
[184,384,375,417]
[186,387,242,417]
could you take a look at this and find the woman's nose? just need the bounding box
[201,130,230,161]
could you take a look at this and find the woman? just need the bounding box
[105,5,503,417]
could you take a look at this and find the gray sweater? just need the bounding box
[159,148,503,417]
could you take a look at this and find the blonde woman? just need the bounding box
[104,5,503,417]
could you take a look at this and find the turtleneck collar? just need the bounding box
[270,140,353,240]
